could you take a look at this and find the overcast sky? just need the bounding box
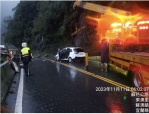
[1,0,20,44]
[1,0,20,22]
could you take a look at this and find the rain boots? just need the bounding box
[101,63,108,72]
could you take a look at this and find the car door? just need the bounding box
[60,48,66,59]
[65,48,71,59]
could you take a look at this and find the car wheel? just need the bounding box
[132,68,143,87]
[68,57,72,63]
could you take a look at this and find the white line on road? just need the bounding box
[15,68,24,113]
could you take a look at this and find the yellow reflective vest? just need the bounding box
[21,47,33,61]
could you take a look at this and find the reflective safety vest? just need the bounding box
[21,47,33,58]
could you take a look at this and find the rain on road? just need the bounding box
[5,57,138,113]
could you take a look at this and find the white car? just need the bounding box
[55,47,85,62]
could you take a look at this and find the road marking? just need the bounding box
[14,68,24,113]
[47,59,146,96]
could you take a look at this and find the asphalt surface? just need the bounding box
[4,57,137,113]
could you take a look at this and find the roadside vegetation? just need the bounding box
[3,1,108,55]
[3,1,146,56]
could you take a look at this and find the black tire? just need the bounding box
[132,68,144,87]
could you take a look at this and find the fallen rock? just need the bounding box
[8,89,14,94]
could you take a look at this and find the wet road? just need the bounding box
[5,57,138,113]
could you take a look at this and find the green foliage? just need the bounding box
[4,1,109,53]
[4,1,38,48]
[32,1,76,48]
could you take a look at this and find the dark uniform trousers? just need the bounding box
[22,55,31,76]
[21,47,33,76]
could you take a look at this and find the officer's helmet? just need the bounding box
[22,42,27,47]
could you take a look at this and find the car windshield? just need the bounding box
[73,48,84,52]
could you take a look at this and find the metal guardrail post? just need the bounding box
[85,53,88,70]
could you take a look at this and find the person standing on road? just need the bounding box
[100,39,109,72]
[21,42,33,77]
[58,48,61,62]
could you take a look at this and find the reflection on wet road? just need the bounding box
[63,60,134,87]
[21,58,137,113]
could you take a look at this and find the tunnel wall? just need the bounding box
[0,61,15,104]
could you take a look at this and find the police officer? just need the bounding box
[21,42,33,76]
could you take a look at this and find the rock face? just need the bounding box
[72,1,149,52]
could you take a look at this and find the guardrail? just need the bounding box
[0,61,8,67]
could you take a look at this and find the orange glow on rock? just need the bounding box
[86,11,143,43]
